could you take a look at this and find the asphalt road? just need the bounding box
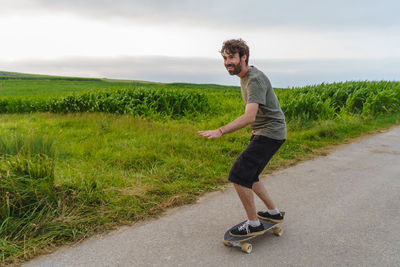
[24,126,400,267]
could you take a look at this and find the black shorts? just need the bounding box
[228,135,285,189]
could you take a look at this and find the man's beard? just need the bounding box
[226,61,242,75]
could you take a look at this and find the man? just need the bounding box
[198,39,286,237]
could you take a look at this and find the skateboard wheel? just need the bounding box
[222,240,233,247]
[241,243,252,254]
[273,227,283,236]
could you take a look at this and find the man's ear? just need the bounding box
[241,54,247,64]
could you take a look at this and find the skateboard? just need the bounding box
[222,212,285,254]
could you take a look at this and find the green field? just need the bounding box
[1,71,400,265]
[0,71,236,97]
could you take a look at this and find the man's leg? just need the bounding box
[252,181,277,210]
[233,183,258,221]
[229,183,265,237]
[253,181,284,222]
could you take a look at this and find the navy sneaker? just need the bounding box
[229,221,265,237]
[257,211,284,223]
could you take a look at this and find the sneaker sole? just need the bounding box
[229,229,267,238]
[257,215,284,224]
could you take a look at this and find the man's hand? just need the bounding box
[198,103,259,139]
[197,129,223,139]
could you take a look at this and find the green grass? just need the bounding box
[0,80,118,96]
[0,72,239,97]
[1,71,400,265]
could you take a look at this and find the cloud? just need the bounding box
[1,56,399,88]
[2,0,399,30]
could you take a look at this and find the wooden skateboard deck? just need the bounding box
[222,212,285,254]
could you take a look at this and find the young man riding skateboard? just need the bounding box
[198,39,286,237]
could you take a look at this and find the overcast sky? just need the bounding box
[0,0,399,87]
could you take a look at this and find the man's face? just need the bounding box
[222,50,243,75]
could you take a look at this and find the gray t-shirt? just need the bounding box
[240,66,286,140]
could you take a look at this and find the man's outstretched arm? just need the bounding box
[197,103,259,139]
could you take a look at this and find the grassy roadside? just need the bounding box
[1,111,400,266]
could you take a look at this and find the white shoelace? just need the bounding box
[237,221,250,234]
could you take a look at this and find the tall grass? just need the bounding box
[0,135,55,158]
[0,135,57,261]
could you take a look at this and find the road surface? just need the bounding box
[24,126,400,267]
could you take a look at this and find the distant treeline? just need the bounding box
[0,76,103,82]
[0,71,103,82]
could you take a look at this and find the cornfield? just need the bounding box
[280,81,400,120]
[0,88,211,119]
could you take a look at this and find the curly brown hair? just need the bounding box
[220,39,250,65]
